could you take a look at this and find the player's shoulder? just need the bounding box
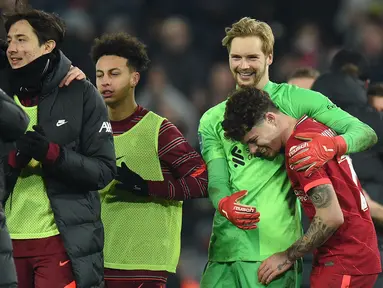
[199,100,227,126]
[264,81,319,103]
[264,81,304,95]
[286,116,336,156]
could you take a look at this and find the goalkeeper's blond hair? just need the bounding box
[222,17,274,56]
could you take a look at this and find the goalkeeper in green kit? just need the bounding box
[198,17,378,288]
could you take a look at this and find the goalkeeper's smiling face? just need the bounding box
[243,112,283,160]
[229,36,272,89]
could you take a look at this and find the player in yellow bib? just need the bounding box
[91,32,208,287]
[4,9,116,288]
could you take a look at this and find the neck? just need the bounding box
[108,91,137,121]
[280,114,298,146]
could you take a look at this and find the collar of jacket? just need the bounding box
[9,49,72,99]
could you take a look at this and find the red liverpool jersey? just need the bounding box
[285,115,381,275]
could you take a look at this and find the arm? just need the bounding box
[198,114,231,208]
[258,166,343,285]
[147,120,208,200]
[289,88,377,153]
[286,184,343,261]
[198,113,260,229]
[50,82,116,190]
[0,88,29,141]
[345,106,383,150]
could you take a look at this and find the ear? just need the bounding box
[130,72,140,87]
[43,40,56,54]
[267,53,273,66]
[265,112,276,125]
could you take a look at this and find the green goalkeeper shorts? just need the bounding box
[200,260,302,288]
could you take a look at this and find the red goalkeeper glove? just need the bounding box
[288,132,347,177]
[218,190,260,230]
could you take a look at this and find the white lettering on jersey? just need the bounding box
[99,121,112,133]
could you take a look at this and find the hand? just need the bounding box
[258,251,293,285]
[115,162,149,196]
[16,125,60,163]
[59,65,86,87]
[218,190,260,230]
[8,149,31,169]
[288,132,347,177]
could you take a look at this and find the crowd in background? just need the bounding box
[24,0,383,287]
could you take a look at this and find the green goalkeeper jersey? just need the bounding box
[198,81,377,262]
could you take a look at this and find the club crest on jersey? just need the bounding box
[289,142,308,157]
[231,146,245,167]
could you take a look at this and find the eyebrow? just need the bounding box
[246,136,257,144]
[96,68,121,73]
[7,33,27,38]
[230,53,259,57]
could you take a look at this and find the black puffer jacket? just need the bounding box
[4,51,116,287]
[0,88,29,288]
[313,72,383,192]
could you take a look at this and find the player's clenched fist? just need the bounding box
[218,190,260,230]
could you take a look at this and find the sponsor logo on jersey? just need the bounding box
[99,121,112,133]
[231,146,245,167]
[294,189,309,202]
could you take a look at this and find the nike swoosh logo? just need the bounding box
[59,260,70,267]
[116,156,124,160]
[56,121,68,127]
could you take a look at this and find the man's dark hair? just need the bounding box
[330,49,369,81]
[91,32,150,73]
[288,67,320,81]
[222,87,278,142]
[4,9,66,48]
[368,83,383,98]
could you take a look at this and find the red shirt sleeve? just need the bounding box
[287,165,332,193]
[147,119,208,200]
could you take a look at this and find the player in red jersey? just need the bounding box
[221,86,381,288]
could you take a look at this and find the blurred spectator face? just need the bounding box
[161,17,190,53]
[96,55,137,106]
[104,15,134,35]
[210,63,235,93]
[6,20,55,69]
[288,77,316,89]
[229,36,272,88]
[370,96,383,112]
[147,65,167,91]
[293,23,319,54]
[360,22,383,57]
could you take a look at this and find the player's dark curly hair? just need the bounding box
[222,87,278,142]
[91,32,150,72]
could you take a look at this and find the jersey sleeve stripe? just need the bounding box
[303,178,332,192]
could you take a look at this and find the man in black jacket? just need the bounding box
[3,9,116,288]
[0,88,29,288]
